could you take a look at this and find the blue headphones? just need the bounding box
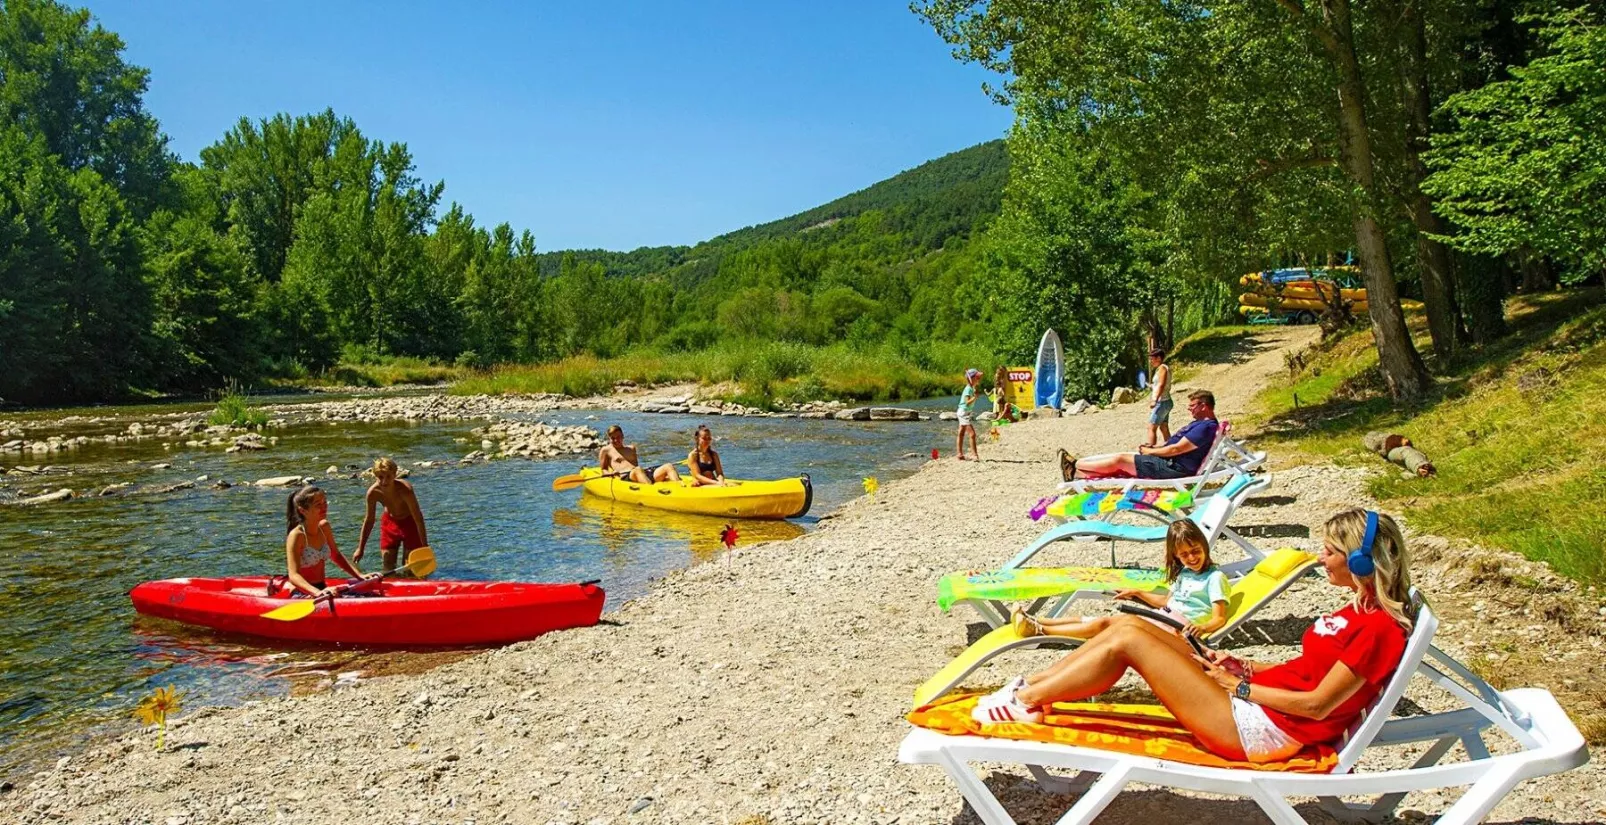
[1348,510,1380,577]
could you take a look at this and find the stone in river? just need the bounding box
[833,407,871,421]
[869,407,920,421]
[254,476,304,487]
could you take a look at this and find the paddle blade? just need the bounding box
[551,472,590,492]
[402,547,437,578]
[261,599,319,622]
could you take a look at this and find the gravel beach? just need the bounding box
[7,327,1603,825]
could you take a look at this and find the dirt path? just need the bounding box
[6,327,1603,825]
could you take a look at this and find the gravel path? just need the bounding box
[6,327,1603,825]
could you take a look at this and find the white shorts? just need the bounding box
[1230,697,1302,762]
[957,410,974,427]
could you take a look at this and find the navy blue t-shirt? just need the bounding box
[1165,417,1219,474]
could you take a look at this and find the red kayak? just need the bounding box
[130,577,605,645]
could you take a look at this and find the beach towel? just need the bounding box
[907,692,1338,773]
[936,565,1169,613]
[1043,488,1195,521]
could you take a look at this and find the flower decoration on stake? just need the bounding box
[719,523,739,567]
[930,448,939,461]
[988,426,1001,443]
[862,476,879,499]
[133,685,184,750]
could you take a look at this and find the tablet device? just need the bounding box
[1116,603,1207,657]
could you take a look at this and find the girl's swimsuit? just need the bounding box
[694,452,718,475]
[297,528,330,568]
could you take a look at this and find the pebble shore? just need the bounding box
[5,328,1604,824]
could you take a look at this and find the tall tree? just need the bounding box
[0,0,172,217]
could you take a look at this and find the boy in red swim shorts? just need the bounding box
[355,457,429,574]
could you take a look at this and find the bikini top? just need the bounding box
[296,527,330,569]
[693,450,717,475]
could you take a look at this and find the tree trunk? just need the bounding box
[1456,251,1507,344]
[1322,0,1431,401]
[1396,0,1465,363]
[1519,251,1556,292]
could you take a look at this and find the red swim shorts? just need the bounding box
[380,511,424,551]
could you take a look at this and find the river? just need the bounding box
[0,399,954,780]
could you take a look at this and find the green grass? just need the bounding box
[268,356,467,389]
[449,341,994,407]
[1249,288,1606,583]
[207,381,269,429]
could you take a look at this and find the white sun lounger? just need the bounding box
[900,596,1589,825]
[1057,420,1266,499]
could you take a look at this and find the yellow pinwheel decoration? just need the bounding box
[862,476,879,499]
[989,426,1001,443]
[133,685,184,750]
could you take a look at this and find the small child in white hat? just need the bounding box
[956,368,982,460]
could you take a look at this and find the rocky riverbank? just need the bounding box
[6,328,1604,824]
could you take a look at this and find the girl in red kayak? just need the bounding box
[284,484,369,598]
[354,457,429,574]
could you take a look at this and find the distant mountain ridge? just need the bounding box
[536,139,1008,280]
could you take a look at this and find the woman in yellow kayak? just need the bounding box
[685,425,737,487]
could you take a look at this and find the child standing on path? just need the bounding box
[1145,348,1173,447]
[956,368,982,460]
[355,457,429,574]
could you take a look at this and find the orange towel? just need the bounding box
[907,693,1338,774]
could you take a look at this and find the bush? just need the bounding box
[658,321,723,353]
[207,380,269,429]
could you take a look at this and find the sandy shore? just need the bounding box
[7,327,1604,824]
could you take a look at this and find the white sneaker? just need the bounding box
[972,679,1043,725]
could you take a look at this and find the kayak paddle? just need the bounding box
[552,469,629,492]
[260,547,438,621]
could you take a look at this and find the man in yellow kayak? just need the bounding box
[599,424,681,484]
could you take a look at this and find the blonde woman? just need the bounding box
[973,508,1414,764]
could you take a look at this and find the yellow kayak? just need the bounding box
[578,468,812,520]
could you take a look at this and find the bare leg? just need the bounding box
[629,467,653,484]
[956,426,968,459]
[1158,420,1171,442]
[1143,422,1157,447]
[1073,452,1138,478]
[968,426,979,459]
[1016,621,1245,759]
[1036,615,1116,639]
[654,464,681,482]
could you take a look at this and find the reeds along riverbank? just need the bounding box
[447,340,993,405]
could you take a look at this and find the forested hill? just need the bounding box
[534,140,1008,280]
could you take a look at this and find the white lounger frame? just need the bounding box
[900,599,1589,824]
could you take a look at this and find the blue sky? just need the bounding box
[88,1,1013,251]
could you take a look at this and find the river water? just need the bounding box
[0,400,953,779]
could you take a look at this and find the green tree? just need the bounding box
[0,0,172,217]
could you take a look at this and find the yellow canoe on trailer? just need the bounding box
[577,467,812,520]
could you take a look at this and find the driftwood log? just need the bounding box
[1363,431,1436,477]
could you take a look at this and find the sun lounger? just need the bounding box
[943,471,1273,628]
[901,594,1590,825]
[915,548,1318,707]
[1056,420,1266,499]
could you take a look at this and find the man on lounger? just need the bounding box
[599,424,681,484]
[1061,390,1218,481]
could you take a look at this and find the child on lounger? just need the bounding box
[1010,519,1229,640]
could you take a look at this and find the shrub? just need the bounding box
[208,380,269,429]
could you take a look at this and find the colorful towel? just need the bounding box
[908,693,1338,773]
[936,565,1167,613]
[1043,488,1194,521]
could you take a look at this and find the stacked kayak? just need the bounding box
[1237,267,1367,320]
[130,577,604,645]
[578,467,811,520]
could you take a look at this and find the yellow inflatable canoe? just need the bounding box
[578,467,812,520]
[1238,293,1368,312]
[1243,284,1368,302]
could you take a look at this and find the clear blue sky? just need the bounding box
[88,0,1013,251]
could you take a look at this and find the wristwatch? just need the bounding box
[1234,679,1252,701]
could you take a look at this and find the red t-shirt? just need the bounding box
[1255,603,1408,745]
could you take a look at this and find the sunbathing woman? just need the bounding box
[1011,519,1228,640]
[974,508,1414,764]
